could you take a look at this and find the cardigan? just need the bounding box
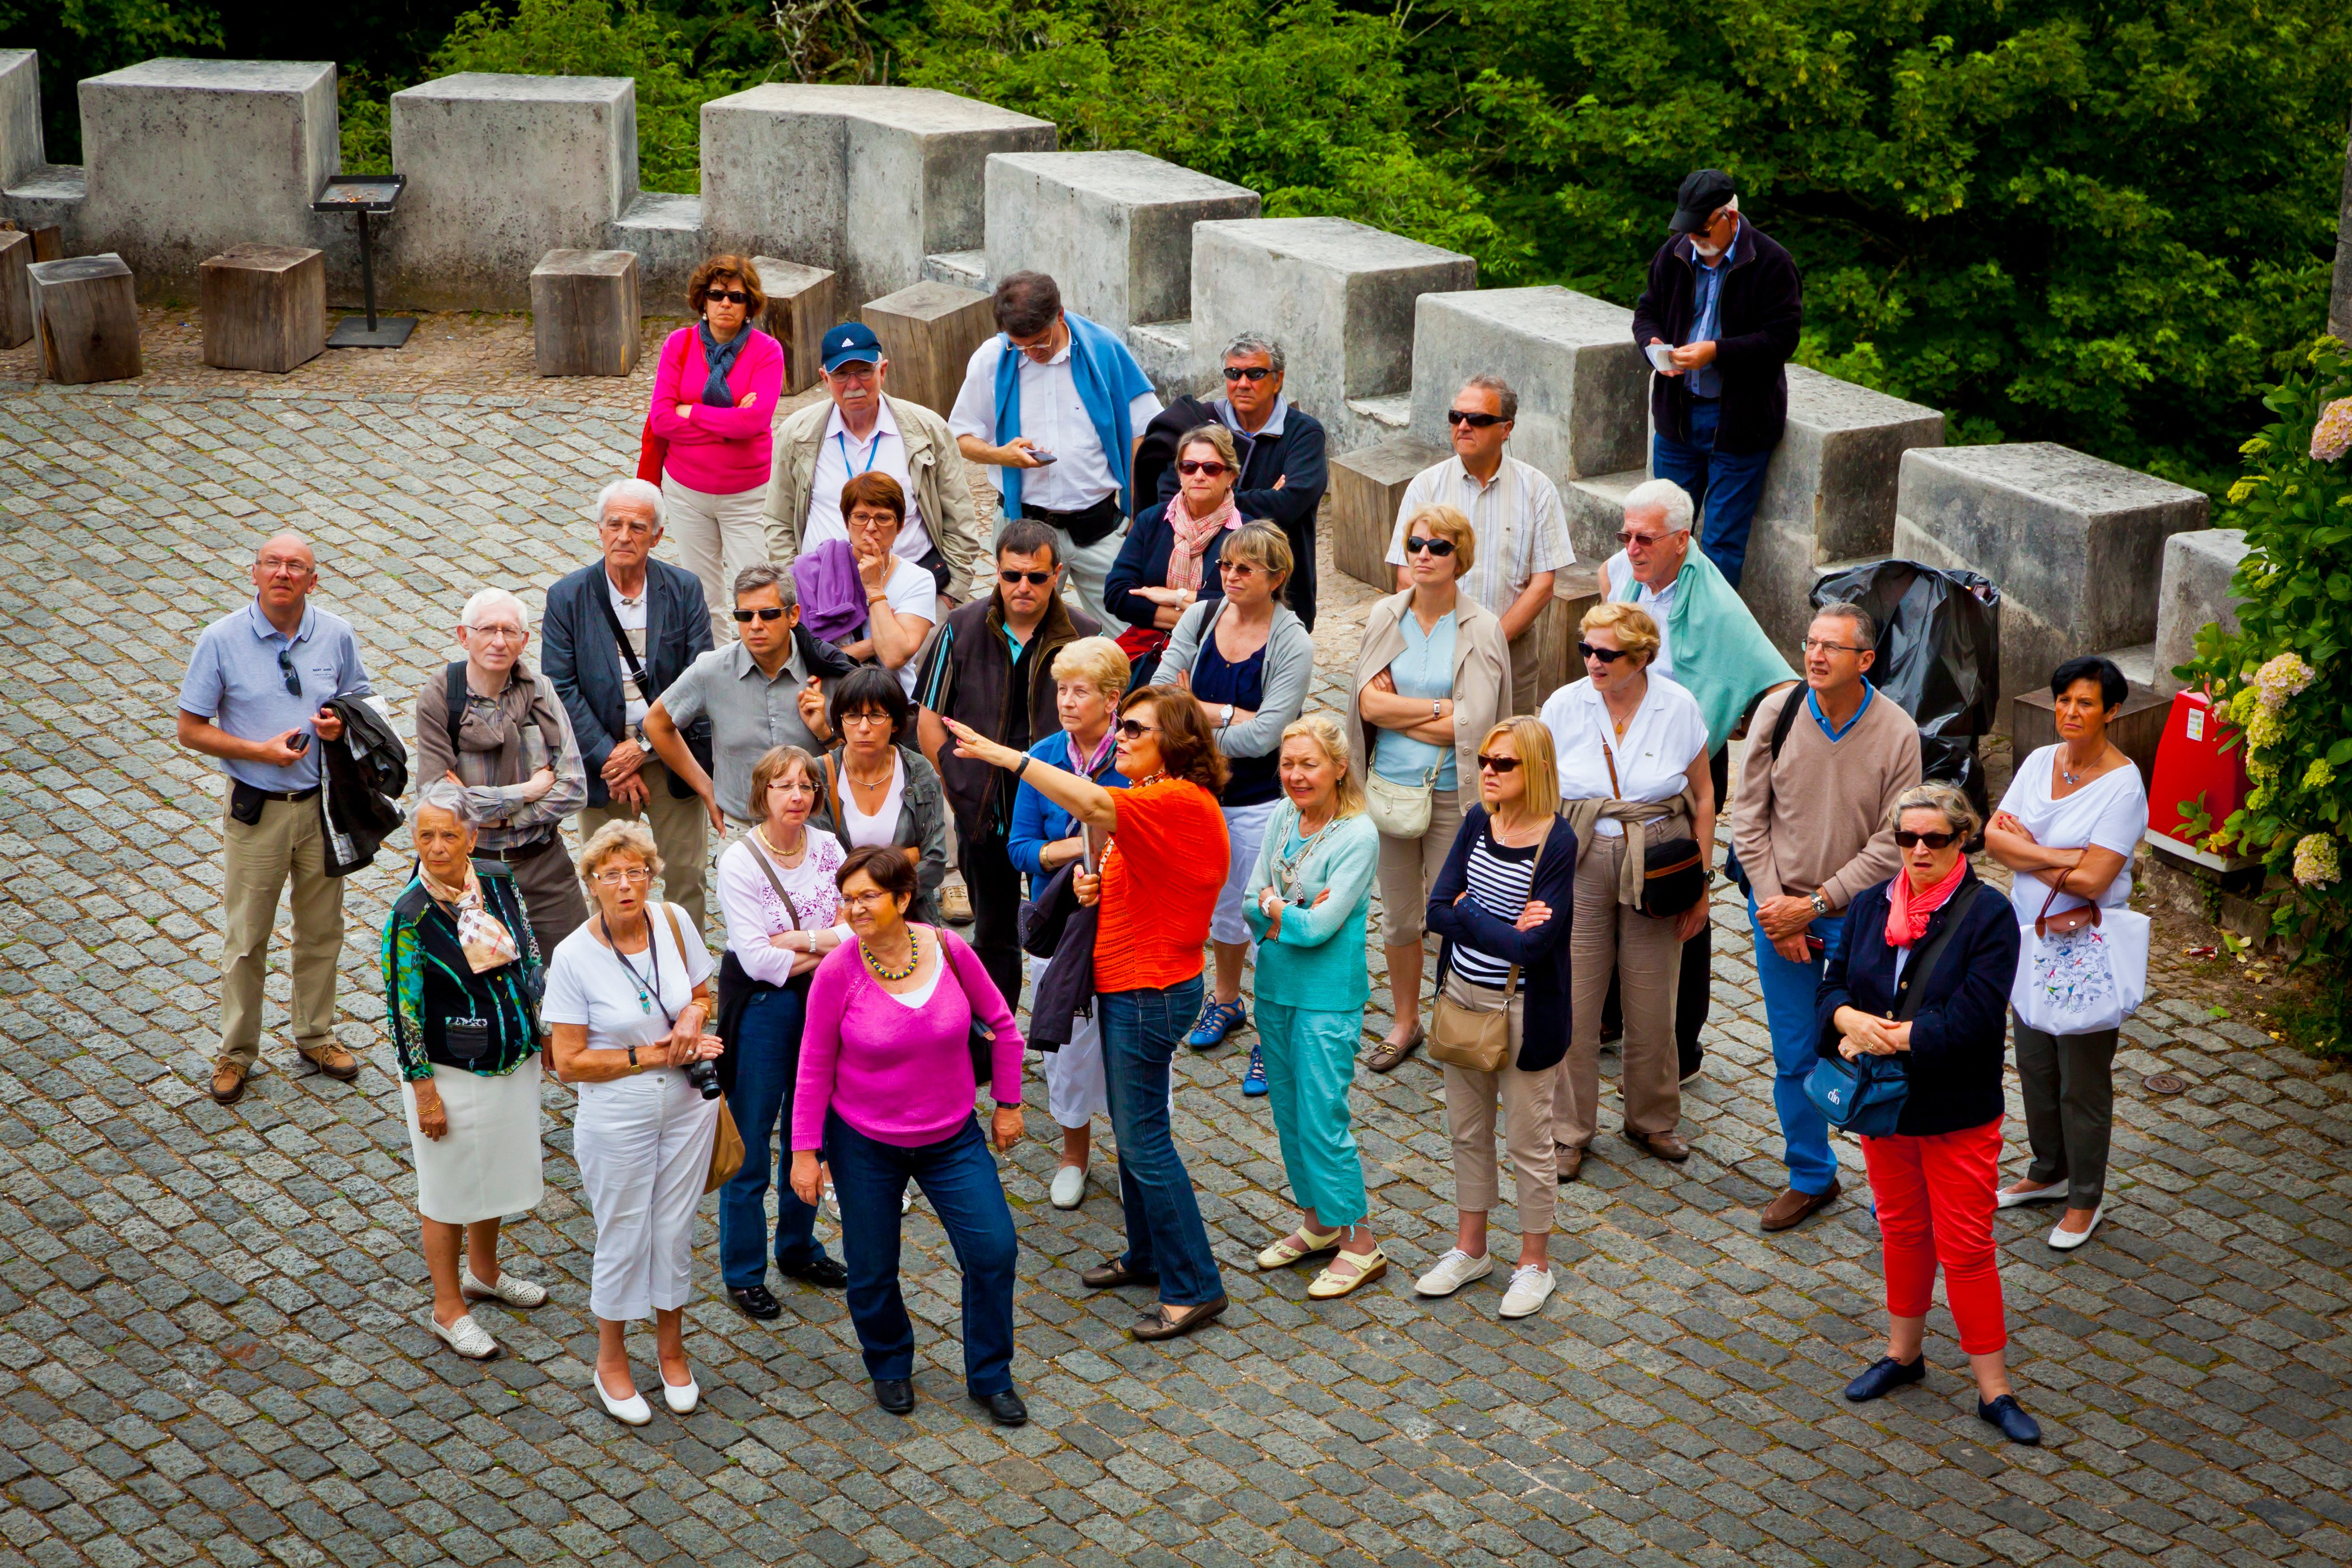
[1102,501,1235,631]
[1814,869,2019,1137]
[1007,731,1126,892]
[1160,599,1315,769]
[380,861,544,1082]
[1346,590,1513,814]
[1242,808,1380,1012]
[1629,222,1803,456]
[646,326,785,494]
[1425,806,1579,1072]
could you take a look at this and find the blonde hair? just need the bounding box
[1890,782,1981,843]
[1051,635,1132,704]
[1403,503,1474,575]
[1177,423,1240,471]
[748,744,819,825]
[1480,717,1561,818]
[1222,520,1293,590]
[578,818,662,888]
[1278,713,1366,820]
[1580,599,1662,663]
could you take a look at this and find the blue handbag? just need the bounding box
[1805,881,1981,1139]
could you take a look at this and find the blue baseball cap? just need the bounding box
[820,321,883,372]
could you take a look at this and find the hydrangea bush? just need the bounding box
[2186,338,2352,1049]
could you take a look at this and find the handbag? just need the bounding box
[2009,870,2148,1036]
[1364,761,1439,839]
[636,415,666,484]
[703,1100,745,1193]
[1805,880,1982,1136]
[1599,736,1705,918]
[1429,967,1518,1074]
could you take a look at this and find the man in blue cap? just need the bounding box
[1631,169,1804,590]
[764,320,987,610]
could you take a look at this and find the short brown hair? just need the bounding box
[837,842,918,906]
[1403,503,1474,575]
[748,745,818,823]
[1177,424,1239,471]
[689,255,766,319]
[840,470,907,525]
[1120,685,1228,798]
[993,271,1061,337]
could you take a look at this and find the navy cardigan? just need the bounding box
[1103,507,1234,632]
[1813,869,2020,1137]
[1425,806,1578,1073]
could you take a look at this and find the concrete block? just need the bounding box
[30,252,140,384]
[1892,442,2208,729]
[1563,469,1648,573]
[531,249,641,377]
[199,244,325,373]
[1191,218,1474,452]
[748,255,837,394]
[1407,288,1649,489]
[608,191,703,316]
[1739,367,1944,655]
[923,250,986,290]
[1126,319,1196,402]
[1,170,82,245]
[2014,679,2169,783]
[985,151,1258,334]
[76,59,340,293]
[2152,527,2250,696]
[701,85,1053,307]
[1329,436,1446,592]
[0,228,30,348]
[0,49,41,190]
[862,280,993,418]
[388,73,638,311]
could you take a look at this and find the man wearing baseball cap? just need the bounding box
[1630,169,1803,590]
[763,320,987,607]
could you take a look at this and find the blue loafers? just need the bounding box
[1186,998,1248,1051]
[1977,1394,2041,1445]
[1241,1044,1268,1096]
[1843,1355,1926,1403]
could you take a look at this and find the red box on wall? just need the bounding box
[2146,690,2251,850]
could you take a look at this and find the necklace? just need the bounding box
[846,755,894,792]
[861,928,920,982]
[2058,744,2101,787]
[754,822,807,864]
[1131,770,1168,788]
[1276,806,1342,900]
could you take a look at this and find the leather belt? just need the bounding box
[479,834,561,864]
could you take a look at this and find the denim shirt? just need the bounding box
[1686,220,1739,399]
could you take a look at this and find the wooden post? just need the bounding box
[30,253,141,385]
[861,281,995,417]
[0,230,32,349]
[1328,437,1447,592]
[199,245,326,374]
[530,249,641,377]
[750,255,838,395]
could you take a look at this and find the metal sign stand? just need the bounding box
[312,174,415,348]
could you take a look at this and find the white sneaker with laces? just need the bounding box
[428,1312,500,1360]
[1498,1265,1556,1319]
[1049,1164,1086,1210]
[1413,1249,1494,1298]
[461,1268,547,1308]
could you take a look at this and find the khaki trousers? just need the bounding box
[1440,978,1556,1235]
[1507,629,1542,719]
[507,835,591,955]
[1556,819,1686,1149]
[578,759,710,931]
[1374,789,1467,948]
[218,795,343,1070]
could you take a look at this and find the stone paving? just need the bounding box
[0,358,2349,1568]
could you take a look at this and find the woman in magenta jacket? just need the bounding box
[647,256,786,624]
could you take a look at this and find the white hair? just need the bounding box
[595,477,665,529]
[460,587,530,633]
[1623,478,1696,535]
[414,778,480,827]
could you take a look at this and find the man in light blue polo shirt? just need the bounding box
[177,532,376,1105]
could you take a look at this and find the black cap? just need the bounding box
[1670,169,1737,234]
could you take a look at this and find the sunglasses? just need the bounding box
[1178,460,1231,477]
[1475,754,1522,774]
[1219,561,1259,577]
[1893,829,1961,850]
[706,290,752,305]
[1222,366,1273,382]
[1116,718,1159,740]
[1404,536,1456,557]
[732,605,786,623]
[1446,409,1505,428]
[1616,530,1679,548]
[1577,641,1630,664]
[999,568,1055,586]
[276,647,302,698]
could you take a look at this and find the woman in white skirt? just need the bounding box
[544,819,726,1427]
[382,782,551,1362]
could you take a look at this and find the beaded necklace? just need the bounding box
[861,927,920,982]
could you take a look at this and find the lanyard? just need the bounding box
[834,428,883,478]
[601,914,673,1025]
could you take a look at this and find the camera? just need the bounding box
[685,1057,721,1100]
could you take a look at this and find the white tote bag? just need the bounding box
[2009,893,2149,1037]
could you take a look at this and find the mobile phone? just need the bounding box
[1806,935,1825,953]
[1029,450,1057,465]
[288,732,310,755]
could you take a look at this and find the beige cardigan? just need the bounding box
[1346,589,1512,814]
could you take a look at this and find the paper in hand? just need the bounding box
[1646,342,1678,375]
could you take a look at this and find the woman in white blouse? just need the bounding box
[712,745,855,1320]
[1539,602,1714,1180]
[809,664,950,925]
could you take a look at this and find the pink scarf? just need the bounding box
[1163,489,1240,594]
[1884,855,1967,949]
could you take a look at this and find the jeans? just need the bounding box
[1749,891,1842,1196]
[1099,977,1225,1306]
[1653,396,1772,589]
[718,987,830,1289]
[826,1112,1019,1396]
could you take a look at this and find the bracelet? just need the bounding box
[867,591,889,604]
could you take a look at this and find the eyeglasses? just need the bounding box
[464,623,527,642]
[1178,460,1231,477]
[1893,829,1961,850]
[840,888,897,909]
[593,867,652,886]
[827,362,878,380]
[1800,637,1872,656]
[1578,641,1630,664]
[706,290,752,305]
[847,510,900,530]
[276,647,302,697]
[732,606,786,623]
[839,709,893,727]
[1219,561,1259,577]
[1404,536,1457,557]
[999,568,1054,586]
[256,555,312,579]
[1475,754,1522,774]
[1116,718,1159,740]
[1616,529,1680,548]
[1446,410,1505,428]
[1222,366,1272,382]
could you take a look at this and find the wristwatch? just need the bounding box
[626,1045,639,1071]
[1809,889,1831,919]
[1431,699,1444,719]
[1220,703,1235,727]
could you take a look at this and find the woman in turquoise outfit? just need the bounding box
[1244,712,1385,1299]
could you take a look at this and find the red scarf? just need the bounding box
[1884,856,1967,948]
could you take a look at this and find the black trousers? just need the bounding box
[1277,512,1318,632]
[960,830,1026,1016]
[1602,745,1728,1077]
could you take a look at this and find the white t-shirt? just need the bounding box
[840,748,908,848]
[1541,675,1709,836]
[864,556,938,694]
[1994,745,2148,923]
[542,906,716,1054]
[802,400,928,562]
[1603,549,1677,680]
[949,335,1163,512]
[606,574,651,730]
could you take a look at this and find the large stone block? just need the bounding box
[1191,218,1474,453]
[862,281,993,419]
[2152,526,2250,696]
[1329,436,1446,592]
[386,73,638,311]
[1407,288,1649,491]
[1738,366,1944,654]
[0,49,41,190]
[1892,443,2208,729]
[608,191,704,316]
[76,59,341,293]
[701,85,1053,307]
[984,151,1258,334]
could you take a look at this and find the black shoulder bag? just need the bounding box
[594,586,712,797]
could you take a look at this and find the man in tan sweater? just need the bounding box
[1732,603,1921,1233]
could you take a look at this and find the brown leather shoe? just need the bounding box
[1365,1024,1422,1074]
[1132,1295,1226,1342]
[209,1058,248,1105]
[1760,1180,1842,1232]
[1623,1127,1691,1162]
[1555,1146,1585,1183]
[1080,1258,1159,1291]
[300,1042,361,1082]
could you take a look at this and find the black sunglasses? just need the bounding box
[1446,409,1505,428]
[706,290,752,305]
[1893,829,1961,850]
[999,568,1055,586]
[276,646,302,698]
[1404,535,1456,557]
[1178,459,1231,476]
[1222,366,1272,382]
[732,606,786,623]
[1116,718,1159,739]
[1577,641,1630,664]
[1475,754,1522,774]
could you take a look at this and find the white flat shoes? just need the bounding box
[1996,1183,2065,1210]
[1049,1164,1086,1210]
[596,1368,652,1427]
[461,1268,548,1308]
[662,1372,700,1415]
[427,1312,500,1360]
[2047,1205,2104,1251]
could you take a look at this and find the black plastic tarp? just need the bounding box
[1812,561,2003,820]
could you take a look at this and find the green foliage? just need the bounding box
[0,0,226,161]
[337,70,396,175]
[2185,337,2352,1053]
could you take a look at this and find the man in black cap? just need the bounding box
[1630,169,1803,590]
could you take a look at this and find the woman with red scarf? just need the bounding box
[1814,782,2037,1444]
[1102,425,1244,682]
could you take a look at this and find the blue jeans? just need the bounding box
[1099,977,1226,1307]
[826,1112,1019,1396]
[1749,892,1843,1195]
[717,987,830,1289]
[1653,396,1772,589]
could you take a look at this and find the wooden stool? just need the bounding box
[200,245,326,374]
[0,230,32,349]
[1328,437,1446,591]
[30,253,141,385]
[750,256,838,394]
[530,249,641,377]
[862,281,993,416]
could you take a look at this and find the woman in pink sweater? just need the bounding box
[790,844,1031,1425]
[646,255,786,622]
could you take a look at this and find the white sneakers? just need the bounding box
[2048,1204,2105,1250]
[1049,1164,1087,1210]
[595,1368,652,1427]
[460,1270,547,1308]
[1499,1266,1557,1319]
[427,1313,500,1360]
[1413,1249,1495,1298]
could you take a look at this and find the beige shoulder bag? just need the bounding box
[1426,816,1553,1074]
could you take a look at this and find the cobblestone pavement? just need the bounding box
[1,366,2349,1568]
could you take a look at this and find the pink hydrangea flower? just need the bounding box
[2314,396,2352,463]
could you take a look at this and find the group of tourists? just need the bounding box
[173,169,2156,1450]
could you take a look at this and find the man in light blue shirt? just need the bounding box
[177,532,375,1103]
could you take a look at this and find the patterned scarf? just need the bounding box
[1163,488,1240,594]
[1885,855,1967,949]
[697,319,749,408]
[420,865,521,973]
